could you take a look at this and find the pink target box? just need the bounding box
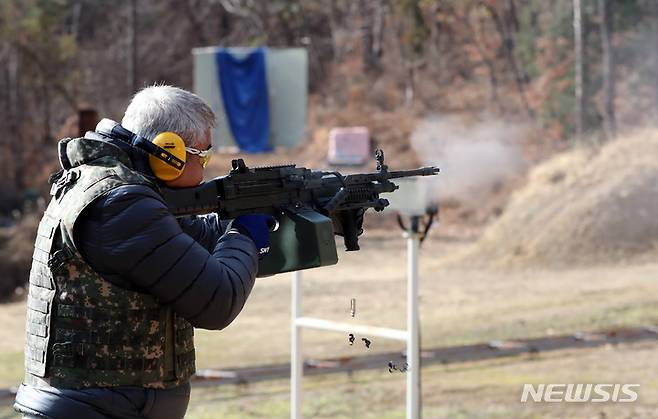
[327,127,370,165]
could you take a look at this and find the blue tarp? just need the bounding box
[216,48,272,153]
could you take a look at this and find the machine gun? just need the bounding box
[161,150,439,277]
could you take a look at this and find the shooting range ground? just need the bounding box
[186,339,658,418]
[0,235,658,417]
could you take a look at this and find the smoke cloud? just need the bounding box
[410,114,527,207]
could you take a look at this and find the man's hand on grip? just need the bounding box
[232,215,275,258]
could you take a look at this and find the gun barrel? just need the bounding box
[388,166,440,179]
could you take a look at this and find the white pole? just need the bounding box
[406,232,420,419]
[291,271,303,419]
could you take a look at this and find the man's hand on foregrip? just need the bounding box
[232,214,274,258]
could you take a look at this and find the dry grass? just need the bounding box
[186,340,658,418]
[192,236,658,372]
[1,236,658,388]
[0,236,657,418]
[2,340,657,418]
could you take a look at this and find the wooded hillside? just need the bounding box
[1,0,657,211]
[0,0,658,212]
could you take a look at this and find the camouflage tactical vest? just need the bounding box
[24,136,195,389]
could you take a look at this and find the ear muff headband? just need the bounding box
[148,132,186,181]
[95,119,187,181]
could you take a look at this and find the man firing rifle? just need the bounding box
[14,85,438,419]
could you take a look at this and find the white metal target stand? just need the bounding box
[290,228,423,419]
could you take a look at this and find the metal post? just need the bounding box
[291,271,303,419]
[406,222,421,419]
[290,215,425,419]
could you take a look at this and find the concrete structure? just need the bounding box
[193,47,308,150]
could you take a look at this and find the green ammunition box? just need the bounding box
[257,210,338,277]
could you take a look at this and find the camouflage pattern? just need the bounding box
[24,136,195,389]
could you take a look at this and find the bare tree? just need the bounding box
[180,0,212,45]
[481,0,533,118]
[655,2,658,120]
[359,0,382,73]
[4,45,24,193]
[462,6,501,109]
[216,0,264,33]
[128,0,138,93]
[599,0,615,140]
[574,0,584,140]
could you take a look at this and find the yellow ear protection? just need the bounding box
[149,132,186,181]
[95,118,187,181]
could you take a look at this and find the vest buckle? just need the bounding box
[50,170,79,199]
[48,247,74,272]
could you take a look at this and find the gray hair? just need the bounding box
[121,85,216,147]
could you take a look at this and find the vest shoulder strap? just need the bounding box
[55,162,158,252]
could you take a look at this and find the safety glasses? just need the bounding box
[185,146,213,168]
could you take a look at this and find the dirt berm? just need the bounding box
[444,129,658,269]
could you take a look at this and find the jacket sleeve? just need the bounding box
[73,184,259,330]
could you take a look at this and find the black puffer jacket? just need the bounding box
[74,184,258,330]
